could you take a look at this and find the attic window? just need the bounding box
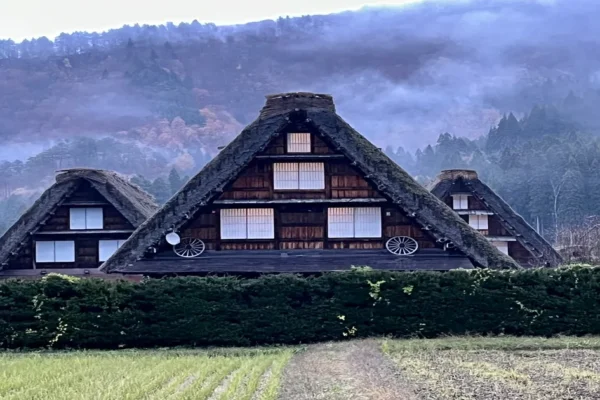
[328,207,382,238]
[274,163,324,190]
[452,194,469,210]
[70,208,103,230]
[469,214,489,230]
[220,209,274,239]
[287,133,311,153]
[35,241,75,263]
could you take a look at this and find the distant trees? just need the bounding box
[386,103,600,243]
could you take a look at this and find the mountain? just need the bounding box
[3,0,600,165]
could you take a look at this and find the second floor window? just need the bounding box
[99,240,127,262]
[452,194,469,210]
[274,162,325,190]
[70,208,103,230]
[469,214,489,230]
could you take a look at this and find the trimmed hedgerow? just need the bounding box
[1,266,599,349]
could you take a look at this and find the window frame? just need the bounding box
[451,194,470,210]
[69,207,104,230]
[469,214,489,230]
[273,162,325,191]
[492,241,509,255]
[35,241,75,263]
[220,208,275,240]
[286,132,312,153]
[327,207,382,239]
[98,239,127,262]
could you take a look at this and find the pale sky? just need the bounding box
[1,0,422,42]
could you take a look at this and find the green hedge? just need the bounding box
[1,266,600,349]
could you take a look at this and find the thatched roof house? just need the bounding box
[429,169,562,267]
[0,168,158,278]
[101,92,518,275]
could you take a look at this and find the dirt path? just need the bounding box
[277,339,417,400]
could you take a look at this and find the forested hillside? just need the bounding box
[2,0,600,243]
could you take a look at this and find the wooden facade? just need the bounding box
[151,128,445,261]
[0,169,158,277]
[430,169,562,267]
[5,182,134,271]
[102,92,519,274]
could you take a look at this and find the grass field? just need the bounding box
[3,337,600,399]
[383,336,600,399]
[0,348,293,400]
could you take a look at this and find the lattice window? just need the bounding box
[220,209,274,239]
[98,240,127,262]
[274,163,299,190]
[70,208,103,230]
[451,194,469,210]
[35,241,75,263]
[469,214,489,230]
[287,133,311,153]
[328,207,382,238]
[274,163,324,190]
[492,241,509,255]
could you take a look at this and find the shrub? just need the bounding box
[1,266,599,349]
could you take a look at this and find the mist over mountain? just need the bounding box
[2,0,600,161]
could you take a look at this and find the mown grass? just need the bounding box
[383,336,600,399]
[0,348,294,400]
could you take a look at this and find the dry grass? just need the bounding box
[383,336,600,400]
[0,348,293,400]
[277,340,416,400]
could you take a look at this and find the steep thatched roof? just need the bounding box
[0,168,158,268]
[101,92,519,272]
[429,169,563,267]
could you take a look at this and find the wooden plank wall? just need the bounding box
[509,241,536,265]
[6,182,134,270]
[219,160,383,201]
[155,204,440,256]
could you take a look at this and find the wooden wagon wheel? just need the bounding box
[386,236,418,256]
[173,238,205,258]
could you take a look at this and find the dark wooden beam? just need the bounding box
[34,230,134,236]
[61,201,111,206]
[213,198,388,205]
[254,154,345,161]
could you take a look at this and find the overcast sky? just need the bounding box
[1,0,422,42]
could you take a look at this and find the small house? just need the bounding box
[101,92,517,275]
[0,169,158,278]
[429,169,562,267]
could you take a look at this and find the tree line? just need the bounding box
[387,103,600,244]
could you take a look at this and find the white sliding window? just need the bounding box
[328,207,382,238]
[274,163,324,190]
[98,240,127,262]
[287,133,311,153]
[273,163,299,190]
[469,214,489,230]
[220,209,274,239]
[70,208,103,230]
[35,241,75,263]
[492,241,509,255]
[452,194,469,210]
